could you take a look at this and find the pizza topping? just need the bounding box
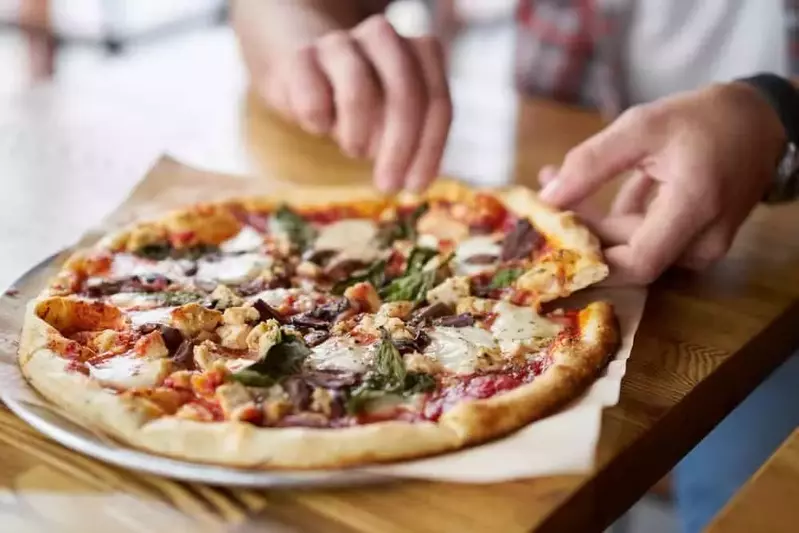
[137,323,184,354]
[500,219,541,261]
[89,356,172,390]
[426,275,470,306]
[215,382,255,419]
[331,259,386,295]
[346,329,436,414]
[84,274,173,297]
[245,319,283,356]
[270,205,317,251]
[454,236,501,275]
[171,340,195,369]
[206,284,243,310]
[222,306,260,325]
[170,303,222,337]
[128,306,176,327]
[304,330,330,347]
[313,218,381,266]
[434,313,475,328]
[219,226,264,253]
[423,326,499,374]
[307,336,370,373]
[344,281,382,313]
[195,253,272,285]
[376,202,428,246]
[230,332,311,387]
[490,301,562,355]
[408,302,453,326]
[391,328,432,354]
[282,376,313,410]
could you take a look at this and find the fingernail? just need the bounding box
[539,178,560,202]
[539,165,557,185]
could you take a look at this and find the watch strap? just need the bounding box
[738,73,799,146]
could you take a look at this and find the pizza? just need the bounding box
[18,181,619,468]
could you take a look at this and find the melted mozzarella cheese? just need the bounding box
[111,254,184,279]
[424,326,497,374]
[220,226,264,253]
[307,337,370,373]
[247,288,300,307]
[417,234,440,249]
[490,301,562,354]
[196,253,272,284]
[127,307,176,327]
[107,292,160,310]
[454,235,501,275]
[89,356,170,389]
[313,219,380,263]
[224,358,257,373]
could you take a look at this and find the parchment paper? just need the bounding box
[0,156,646,483]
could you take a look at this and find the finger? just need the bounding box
[287,46,334,136]
[404,36,453,191]
[610,170,656,215]
[677,221,734,271]
[590,213,642,247]
[539,106,654,207]
[538,165,558,187]
[353,16,427,192]
[316,32,381,158]
[601,185,713,285]
[257,71,292,120]
[538,164,607,228]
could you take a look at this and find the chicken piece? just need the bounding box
[344,281,381,313]
[222,305,260,326]
[217,323,253,350]
[426,276,470,306]
[132,331,169,359]
[456,297,496,315]
[245,319,282,357]
[170,303,222,337]
[215,382,254,419]
[208,284,243,309]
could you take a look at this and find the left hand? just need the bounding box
[538,82,787,285]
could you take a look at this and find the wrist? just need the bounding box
[734,74,799,202]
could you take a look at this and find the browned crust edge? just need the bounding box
[18,298,618,469]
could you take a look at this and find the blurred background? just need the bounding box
[0,1,674,531]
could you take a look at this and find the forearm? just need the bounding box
[232,0,389,81]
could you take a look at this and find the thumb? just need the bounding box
[540,109,650,208]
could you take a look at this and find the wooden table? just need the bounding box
[2,27,799,533]
[706,428,799,533]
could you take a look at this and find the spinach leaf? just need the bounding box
[380,251,453,304]
[136,243,172,260]
[488,268,524,289]
[228,369,276,387]
[156,291,204,306]
[345,329,436,414]
[331,259,386,295]
[380,269,436,304]
[273,204,316,250]
[377,202,429,246]
[230,335,311,385]
[405,246,438,276]
[134,242,219,261]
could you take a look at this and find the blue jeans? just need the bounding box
[674,354,799,533]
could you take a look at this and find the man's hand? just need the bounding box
[260,15,452,193]
[538,83,787,285]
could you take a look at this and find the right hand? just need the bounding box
[260,15,453,193]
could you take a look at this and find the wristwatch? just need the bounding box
[738,73,799,203]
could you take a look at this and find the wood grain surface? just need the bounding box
[1,27,799,533]
[706,428,799,533]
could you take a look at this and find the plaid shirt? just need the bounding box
[516,0,799,116]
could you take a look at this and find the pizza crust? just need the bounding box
[19,296,617,469]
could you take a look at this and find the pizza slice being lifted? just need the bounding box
[18,181,618,468]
